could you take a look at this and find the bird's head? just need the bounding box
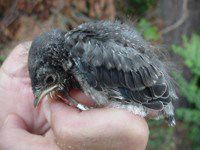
[28,29,75,107]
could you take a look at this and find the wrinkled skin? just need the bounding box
[0,43,149,150]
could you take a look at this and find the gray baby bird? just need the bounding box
[28,20,177,126]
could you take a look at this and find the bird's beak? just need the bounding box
[34,84,59,108]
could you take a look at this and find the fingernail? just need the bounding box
[42,98,51,123]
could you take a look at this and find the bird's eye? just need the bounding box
[45,75,55,85]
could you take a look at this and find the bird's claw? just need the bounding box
[67,95,90,111]
[77,103,90,110]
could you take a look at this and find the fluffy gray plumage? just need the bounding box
[28,20,177,126]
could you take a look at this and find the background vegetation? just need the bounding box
[0,0,199,149]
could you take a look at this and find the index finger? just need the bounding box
[42,100,149,149]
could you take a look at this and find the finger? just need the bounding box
[0,114,59,150]
[69,89,95,106]
[44,100,149,150]
[76,108,149,149]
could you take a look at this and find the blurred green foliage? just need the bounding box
[128,0,156,15]
[172,34,200,149]
[136,12,200,150]
[136,19,160,41]
[147,120,175,150]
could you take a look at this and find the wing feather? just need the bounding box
[66,26,173,110]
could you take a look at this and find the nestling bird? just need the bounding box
[28,20,177,126]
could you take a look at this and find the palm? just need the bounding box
[0,43,48,134]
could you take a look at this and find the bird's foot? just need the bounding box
[76,103,90,111]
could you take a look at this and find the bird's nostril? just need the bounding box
[45,75,55,85]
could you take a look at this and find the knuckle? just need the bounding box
[16,42,32,51]
[15,43,26,51]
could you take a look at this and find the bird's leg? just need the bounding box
[56,84,90,111]
[66,95,90,111]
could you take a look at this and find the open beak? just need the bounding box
[34,84,59,108]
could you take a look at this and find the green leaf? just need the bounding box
[171,34,200,149]
[136,19,160,41]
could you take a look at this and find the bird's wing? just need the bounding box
[66,33,172,110]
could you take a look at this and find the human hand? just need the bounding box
[0,43,149,150]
